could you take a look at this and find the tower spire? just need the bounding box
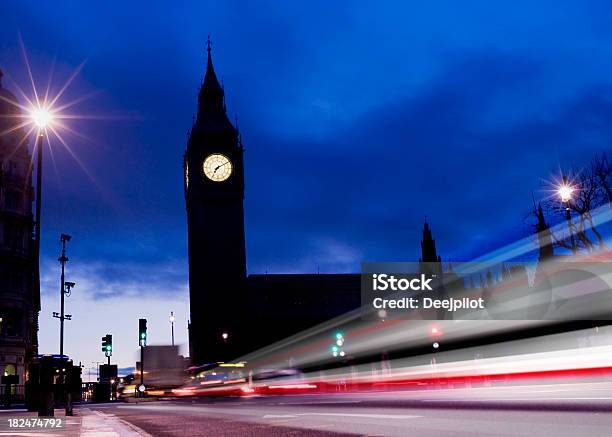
[420,219,441,263]
[196,35,229,120]
[206,35,213,73]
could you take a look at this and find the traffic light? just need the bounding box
[139,318,147,346]
[332,331,346,358]
[101,334,113,357]
[429,325,441,350]
[335,332,344,346]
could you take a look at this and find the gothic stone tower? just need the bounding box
[0,70,39,387]
[184,42,247,364]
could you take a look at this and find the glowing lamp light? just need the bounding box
[558,184,574,203]
[30,106,53,129]
[433,342,440,349]
[221,332,229,340]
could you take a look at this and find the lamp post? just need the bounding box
[30,107,53,315]
[558,175,577,254]
[52,234,73,357]
[169,311,175,347]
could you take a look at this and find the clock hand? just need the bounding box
[213,162,229,173]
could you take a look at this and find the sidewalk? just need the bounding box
[0,407,150,436]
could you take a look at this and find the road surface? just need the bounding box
[90,381,612,436]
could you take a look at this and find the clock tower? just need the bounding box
[184,40,247,364]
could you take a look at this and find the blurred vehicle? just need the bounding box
[173,362,251,397]
[117,373,137,399]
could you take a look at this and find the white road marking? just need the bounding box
[423,397,612,402]
[278,400,362,405]
[264,414,298,418]
[303,413,421,419]
[264,413,421,420]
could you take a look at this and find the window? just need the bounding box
[4,364,16,376]
[0,310,22,337]
[3,222,24,250]
[5,190,21,210]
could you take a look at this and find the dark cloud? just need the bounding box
[245,51,612,270]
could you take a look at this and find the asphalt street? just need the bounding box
[85,381,612,436]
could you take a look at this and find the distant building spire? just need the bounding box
[420,219,441,263]
[536,202,554,261]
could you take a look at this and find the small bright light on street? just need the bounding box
[30,106,53,128]
[558,183,574,202]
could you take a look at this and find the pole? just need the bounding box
[34,132,43,308]
[171,320,175,347]
[140,345,144,396]
[59,237,68,356]
[565,206,577,254]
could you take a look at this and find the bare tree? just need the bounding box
[592,152,612,205]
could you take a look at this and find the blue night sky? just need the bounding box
[2,1,612,367]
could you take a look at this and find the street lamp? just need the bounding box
[29,104,55,313]
[557,175,577,254]
[30,106,54,129]
[558,183,574,203]
[169,311,175,347]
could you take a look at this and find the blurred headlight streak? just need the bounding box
[170,206,612,397]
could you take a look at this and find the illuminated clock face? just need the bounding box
[203,153,232,182]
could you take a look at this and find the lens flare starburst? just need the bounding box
[557,183,574,203]
[539,168,580,205]
[0,36,105,188]
[30,106,53,129]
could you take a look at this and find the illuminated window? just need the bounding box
[4,364,15,376]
